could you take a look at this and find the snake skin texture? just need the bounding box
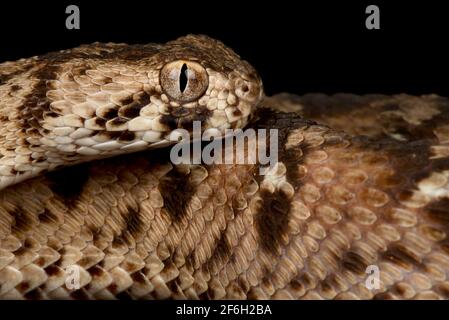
[0,35,262,190]
[1,37,449,300]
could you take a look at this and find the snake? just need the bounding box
[1,34,449,300]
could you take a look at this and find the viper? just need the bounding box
[0,35,448,300]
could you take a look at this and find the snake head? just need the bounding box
[0,34,263,189]
[157,35,264,134]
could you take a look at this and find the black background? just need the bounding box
[0,1,448,96]
[1,300,447,319]
[1,1,448,311]
[0,1,448,311]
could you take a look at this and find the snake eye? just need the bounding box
[160,60,209,102]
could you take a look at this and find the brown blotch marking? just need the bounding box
[246,290,261,300]
[363,118,449,198]
[45,163,90,209]
[107,283,118,295]
[373,292,395,300]
[290,279,304,292]
[251,110,312,255]
[161,106,213,131]
[288,275,312,296]
[14,247,28,257]
[396,190,415,203]
[436,283,449,299]
[110,205,143,247]
[123,206,144,239]
[17,282,30,292]
[425,198,449,225]
[423,198,449,254]
[90,227,103,244]
[382,243,424,270]
[237,277,250,293]
[180,106,212,130]
[318,273,341,294]
[131,271,147,284]
[111,235,128,249]
[118,131,136,142]
[137,91,152,105]
[0,63,33,85]
[386,101,449,141]
[35,157,46,163]
[102,131,121,140]
[166,279,182,297]
[95,118,106,127]
[33,256,48,268]
[261,277,272,290]
[122,102,142,119]
[158,166,198,220]
[159,114,178,131]
[103,77,113,84]
[320,279,333,294]
[341,251,368,275]
[205,231,232,271]
[202,282,225,300]
[102,108,118,120]
[120,96,134,106]
[38,208,58,225]
[18,63,61,135]
[10,84,21,91]
[27,128,39,136]
[27,118,41,130]
[439,241,449,256]
[254,187,291,255]
[24,289,43,300]
[284,94,363,120]
[290,95,405,136]
[253,109,311,188]
[88,266,103,277]
[10,206,34,236]
[299,273,314,288]
[170,107,191,118]
[393,283,409,298]
[110,117,128,126]
[70,289,90,300]
[121,91,153,119]
[72,65,90,77]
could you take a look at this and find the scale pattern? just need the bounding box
[1,98,449,299]
[1,36,449,299]
[0,35,262,189]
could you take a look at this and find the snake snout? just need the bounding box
[235,77,264,104]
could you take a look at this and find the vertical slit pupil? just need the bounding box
[179,63,188,93]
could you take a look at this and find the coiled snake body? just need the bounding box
[0,35,449,299]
